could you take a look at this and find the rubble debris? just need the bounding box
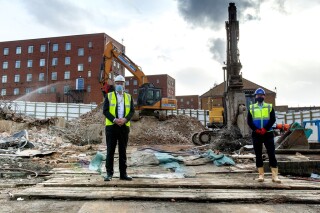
[207,126,252,153]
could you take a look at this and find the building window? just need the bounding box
[78,64,83,71]
[78,48,84,56]
[25,88,32,94]
[88,41,92,48]
[37,87,44,94]
[3,61,8,69]
[39,73,44,81]
[87,85,91,92]
[28,45,34,53]
[88,56,92,63]
[133,89,137,94]
[14,74,20,83]
[63,85,70,94]
[2,75,7,83]
[13,88,19,95]
[52,43,58,51]
[3,48,9,56]
[125,81,129,86]
[27,60,33,68]
[51,72,57,80]
[88,71,91,78]
[50,86,56,93]
[40,44,46,52]
[16,46,21,54]
[180,98,184,102]
[133,80,137,85]
[40,59,45,67]
[64,71,70,79]
[65,57,70,65]
[187,101,190,105]
[65,42,71,51]
[1,89,6,96]
[52,58,58,66]
[15,61,21,69]
[26,74,32,82]
[156,79,159,83]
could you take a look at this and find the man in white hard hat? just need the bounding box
[103,75,135,181]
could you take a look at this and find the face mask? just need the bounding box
[256,97,264,103]
[115,85,123,92]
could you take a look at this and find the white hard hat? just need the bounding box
[114,75,125,82]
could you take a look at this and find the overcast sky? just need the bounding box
[1,0,320,107]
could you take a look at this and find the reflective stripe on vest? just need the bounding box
[249,102,272,130]
[105,92,131,126]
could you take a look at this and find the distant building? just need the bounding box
[0,33,124,104]
[176,95,200,109]
[200,78,276,110]
[125,74,175,105]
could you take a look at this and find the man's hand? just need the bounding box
[260,128,267,135]
[255,129,262,135]
[115,118,127,126]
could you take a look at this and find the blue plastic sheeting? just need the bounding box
[153,152,184,164]
[201,149,235,166]
[89,151,106,174]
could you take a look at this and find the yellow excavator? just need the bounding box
[99,41,177,120]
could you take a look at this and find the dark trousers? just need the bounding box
[105,125,130,176]
[252,132,278,168]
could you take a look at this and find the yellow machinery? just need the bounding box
[99,41,177,120]
[207,106,225,129]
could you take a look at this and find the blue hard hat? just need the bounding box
[254,88,265,95]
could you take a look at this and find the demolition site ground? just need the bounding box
[0,106,320,212]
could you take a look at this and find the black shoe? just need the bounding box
[104,174,113,181]
[120,175,133,181]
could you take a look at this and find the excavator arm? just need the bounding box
[99,41,148,94]
[99,41,177,120]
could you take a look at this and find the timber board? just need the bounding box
[13,187,320,203]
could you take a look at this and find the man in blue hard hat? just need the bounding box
[247,88,281,183]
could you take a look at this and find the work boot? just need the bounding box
[271,167,281,183]
[104,174,113,181]
[120,174,133,181]
[257,167,264,182]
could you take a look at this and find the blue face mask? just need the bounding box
[115,85,123,92]
[256,97,264,103]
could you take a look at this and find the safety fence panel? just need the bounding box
[0,101,97,121]
[166,109,209,126]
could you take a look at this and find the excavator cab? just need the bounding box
[137,83,162,107]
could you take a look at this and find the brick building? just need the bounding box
[201,78,276,110]
[176,95,200,109]
[0,33,124,104]
[125,74,175,105]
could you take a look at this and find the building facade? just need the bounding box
[125,74,175,105]
[0,33,124,104]
[176,95,200,109]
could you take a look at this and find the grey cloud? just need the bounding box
[20,0,91,32]
[177,0,263,30]
[209,38,225,63]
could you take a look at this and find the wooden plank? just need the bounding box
[13,187,320,203]
[38,176,320,190]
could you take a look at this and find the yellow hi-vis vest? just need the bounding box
[105,92,131,127]
[249,102,273,131]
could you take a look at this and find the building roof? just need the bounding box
[201,78,276,98]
